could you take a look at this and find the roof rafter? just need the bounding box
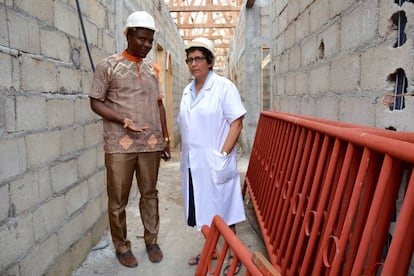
[164,0,243,71]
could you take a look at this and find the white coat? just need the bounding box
[177,72,247,230]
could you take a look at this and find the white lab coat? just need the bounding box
[177,72,246,230]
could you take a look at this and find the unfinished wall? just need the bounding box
[227,0,272,152]
[228,0,414,155]
[0,0,188,275]
[271,0,414,131]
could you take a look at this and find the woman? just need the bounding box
[177,37,246,275]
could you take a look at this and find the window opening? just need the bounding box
[391,11,407,48]
[385,69,406,110]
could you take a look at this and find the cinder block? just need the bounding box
[278,9,288,34]
[309,0,329,33]
[50,159,78,194]
[57,214,83,253]
[81,71,94,97]
[295,12,310,43]
[275,76,286,96]
[0,184,9,222]
[15,95,47,132]
[46,97,75,128]
[299,0,313,13]
[341,0,377,52]
[54,1,80,38]
[96,147,105,168]
[339,95,376,126]
[330,0,357,18]
[14,0,54,25]
[295,72,308,95]
[40,29,70,62]
[20,55,57,92]
[60,126,84,156]
[286,74,296,95]
[90,212,108,245]
[0,7,7,46]
[10,172,40,215]
[74,96,96,124]
[310,65,330,94]
[78,148,97,179]
[317,95,340,120]
[19,234,58,276]
[0,137,26,182]
[32,196,66,241]
[88,170,105,200]
[299,96,317,116]
[301,37,317,66]
[7,10,40,53]
[317,22,339,59]
[26,130,60,169]
[83,19,98,46]
[102,31,116,54]
[38,167,52,202]
[2,265,20,276]
[65,182,88,216]
[275,0,289,15]
[0,214,34,269]
[330,54,360,92]
[82,198,103,231]
[84,122,103,148]
[289,46,301,70]
[89,0,106,27]
[57,66,82,94]
[0,52,12,89]
[285,25,296,49]
[44,231,92,276]
[287,0,300,23]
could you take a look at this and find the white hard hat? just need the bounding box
[124,11,157,36]
[186,37,215,57]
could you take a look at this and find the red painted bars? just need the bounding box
[243,111,414,276]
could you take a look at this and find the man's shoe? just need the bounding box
[146,244,163,263]
[116,251,138,267]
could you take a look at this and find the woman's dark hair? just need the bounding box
[185,47,214,68]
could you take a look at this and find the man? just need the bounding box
[89,11,171,268]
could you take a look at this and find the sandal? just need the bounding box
[223,255,241,275]
[188,252,218,266]
[188,254,201,266]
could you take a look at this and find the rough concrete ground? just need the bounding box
[72,150,266,276]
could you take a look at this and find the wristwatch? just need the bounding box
[222,151,228,156]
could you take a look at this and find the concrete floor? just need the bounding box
[72,150,266,276]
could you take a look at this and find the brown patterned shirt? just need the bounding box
[89,50,164,153]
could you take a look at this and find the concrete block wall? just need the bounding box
[0,0,188,275]
[227,0,273,152]
[271,0,414,131]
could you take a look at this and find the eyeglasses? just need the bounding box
[185,56,206,64]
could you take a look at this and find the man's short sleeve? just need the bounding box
[89,59,111,101]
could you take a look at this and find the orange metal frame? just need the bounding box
[242,111,414,275]
[195,215,264,276]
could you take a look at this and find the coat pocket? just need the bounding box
[213,150,238,185]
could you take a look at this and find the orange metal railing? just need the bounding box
[243,111,414,276]
[195,215,267,276]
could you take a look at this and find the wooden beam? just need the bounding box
[177,23,236,29]
[168,6,241,12]
[182,35,233,40]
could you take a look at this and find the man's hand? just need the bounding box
[123,118,148,132]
